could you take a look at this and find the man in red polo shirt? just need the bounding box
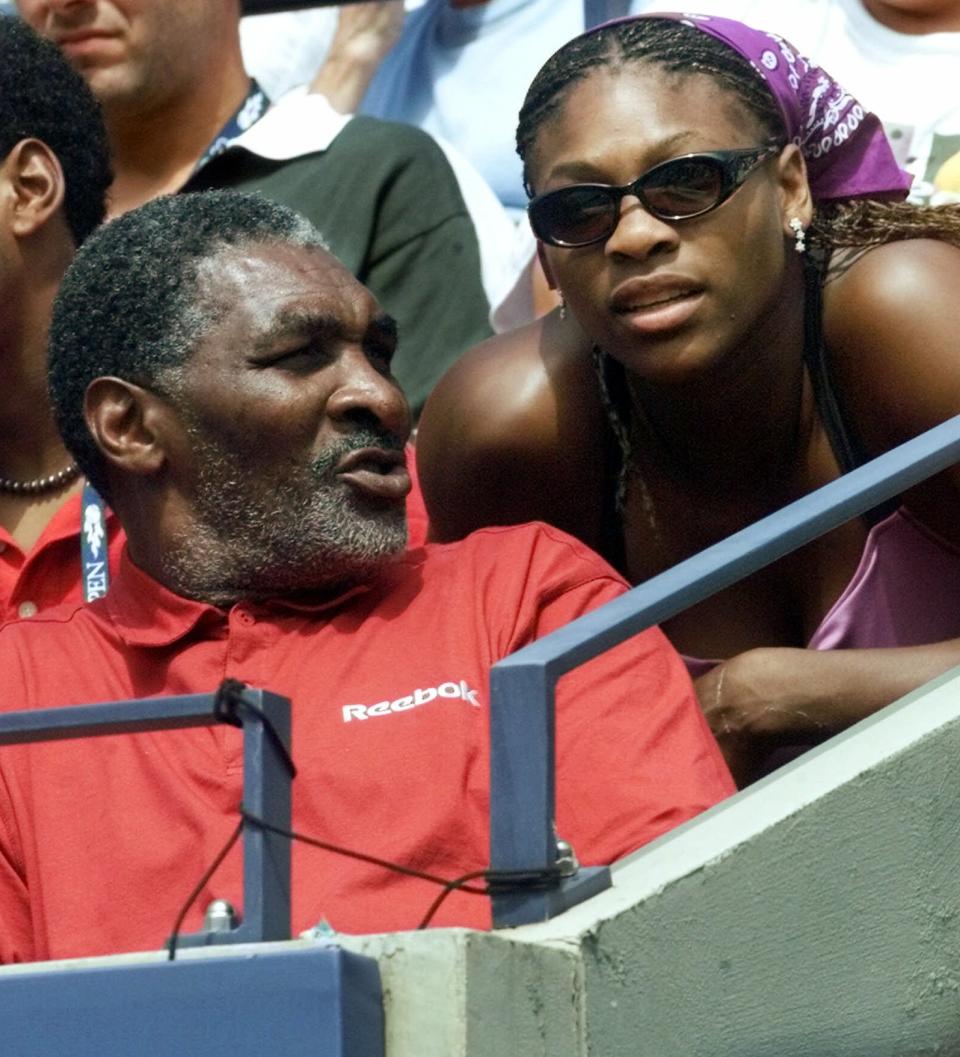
[0,191,733,964]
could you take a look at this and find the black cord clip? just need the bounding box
[483,867,563,896]
[213,678,297,779]
[212,678,246,728]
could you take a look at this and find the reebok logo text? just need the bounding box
[342,680,481,722]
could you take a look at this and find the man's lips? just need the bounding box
[335,447,411,502]
[53,29,120,55]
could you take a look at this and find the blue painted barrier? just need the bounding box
[1,946,383,1057]
[0,687,292,948]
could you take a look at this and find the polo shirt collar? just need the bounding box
[103,548,219,648]
[220,89,351,163]
[103,547,382,648]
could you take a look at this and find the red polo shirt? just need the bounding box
[0,492,123,622]
[0,522,732,963]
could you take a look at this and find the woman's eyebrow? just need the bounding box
[545,131,699,182]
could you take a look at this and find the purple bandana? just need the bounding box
[588,12,912,202]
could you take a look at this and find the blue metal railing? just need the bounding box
[488,413,960,926]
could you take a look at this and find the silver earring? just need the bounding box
[789,216,806,254]
[559,297,568,321]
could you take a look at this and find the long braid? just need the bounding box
[812,200,960,252]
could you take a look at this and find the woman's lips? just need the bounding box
[609,278,705,336]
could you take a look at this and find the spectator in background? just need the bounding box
[245,2,644,323]
[0,191,733,963]
[286,2,644,219]
[314,1,590,218]
[416,14,960,785]
[17,0,497,415]
[688,0,960,203]
[0,15,119,621]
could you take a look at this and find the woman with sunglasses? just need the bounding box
[416,13,960,785]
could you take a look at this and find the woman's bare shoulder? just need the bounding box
[825,238,960,447]
[417,309,607,543]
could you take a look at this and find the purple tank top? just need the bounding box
[685,506,960,676]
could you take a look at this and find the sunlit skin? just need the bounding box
[169,244,410,500]
[16,0,250,213]
[416,58,960,784]
[528,65,809,386]
[16,0,239,112]
[0,140,82,554]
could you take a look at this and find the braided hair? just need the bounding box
[517,19,960,516]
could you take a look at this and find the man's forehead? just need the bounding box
[198,240,381,324]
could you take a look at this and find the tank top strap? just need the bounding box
[802,260,899,522]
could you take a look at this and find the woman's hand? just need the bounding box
[695,648,833,786]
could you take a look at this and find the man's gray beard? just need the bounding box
[162,428,408,606]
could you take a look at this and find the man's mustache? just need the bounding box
[310,429,406,477]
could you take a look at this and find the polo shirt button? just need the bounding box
[17,601,38,619]
[236,608,255,626]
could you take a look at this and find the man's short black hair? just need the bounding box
[49,190,329,501]
[0,15,111,245]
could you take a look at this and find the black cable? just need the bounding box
[238,806,488,895]
[167,682,571,949]
[166,819,244,962]
[416,869,490,929]
[239,806,567,929]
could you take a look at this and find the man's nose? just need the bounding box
[326,348,411,441]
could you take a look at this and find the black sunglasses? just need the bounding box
[528,146,781,248]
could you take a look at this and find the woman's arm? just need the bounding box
[695,641,960,785]
[827,237,960,537]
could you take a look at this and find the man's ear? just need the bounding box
[2,139,66,239]
[775,143,814,236]
[84,378,171,482]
